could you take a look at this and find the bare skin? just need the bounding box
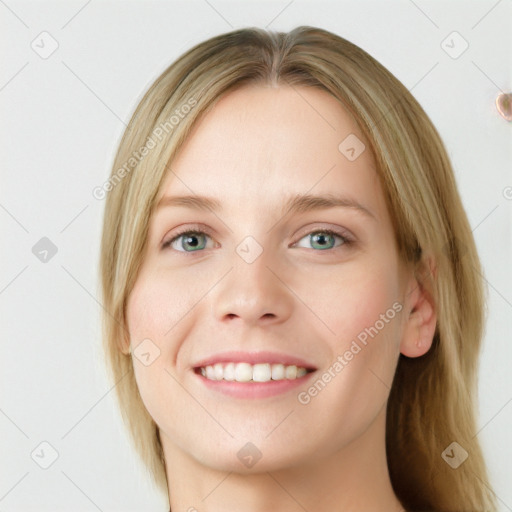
[125,84,437,512]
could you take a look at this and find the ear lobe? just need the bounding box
[400,256,437,358]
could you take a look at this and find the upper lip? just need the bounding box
[193,351,317,371]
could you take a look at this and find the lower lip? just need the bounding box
[194,370,316,399]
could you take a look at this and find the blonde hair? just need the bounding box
[99,26,497,510]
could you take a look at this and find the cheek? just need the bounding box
[125,276,188,431]
[125,267,216,412]
[302,257,403,399]
[126,269,200,345]
[126,285,161,342]
[305,262,401,343]
[297,271,402,433]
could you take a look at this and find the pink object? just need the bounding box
[194,368,316,399]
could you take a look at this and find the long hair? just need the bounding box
[99,26,497,510]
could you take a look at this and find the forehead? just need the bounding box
[158,84,386,219]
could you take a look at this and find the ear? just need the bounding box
[400,254,437,358]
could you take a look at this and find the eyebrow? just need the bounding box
[156,193,376,220]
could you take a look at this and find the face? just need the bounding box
[126,84,412,472]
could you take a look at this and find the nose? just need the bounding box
[211,243,294,327]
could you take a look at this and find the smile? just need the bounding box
[196,362,313,382]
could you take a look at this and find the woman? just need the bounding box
[99,26,497,511]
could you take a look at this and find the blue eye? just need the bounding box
[164,231,211,252]
[294,230,349,250]
[162,228,351,253]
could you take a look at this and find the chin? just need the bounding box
[190,438,311,474]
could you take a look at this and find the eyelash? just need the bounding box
[161,226,353,253]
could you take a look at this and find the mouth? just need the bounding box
[194,362,316,382]
[192,352,317,399]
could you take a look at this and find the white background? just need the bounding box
[1,0,511,510]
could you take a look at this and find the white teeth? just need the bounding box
[234,362,252,382]
[205,365,215,380]
[271,363,285,380]
[223,362,235,381]
[253,363,271,382]
[214,363,224,380]
[199,362,310,382]
[285,365,297,379]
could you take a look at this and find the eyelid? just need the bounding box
[161,223,215,248]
